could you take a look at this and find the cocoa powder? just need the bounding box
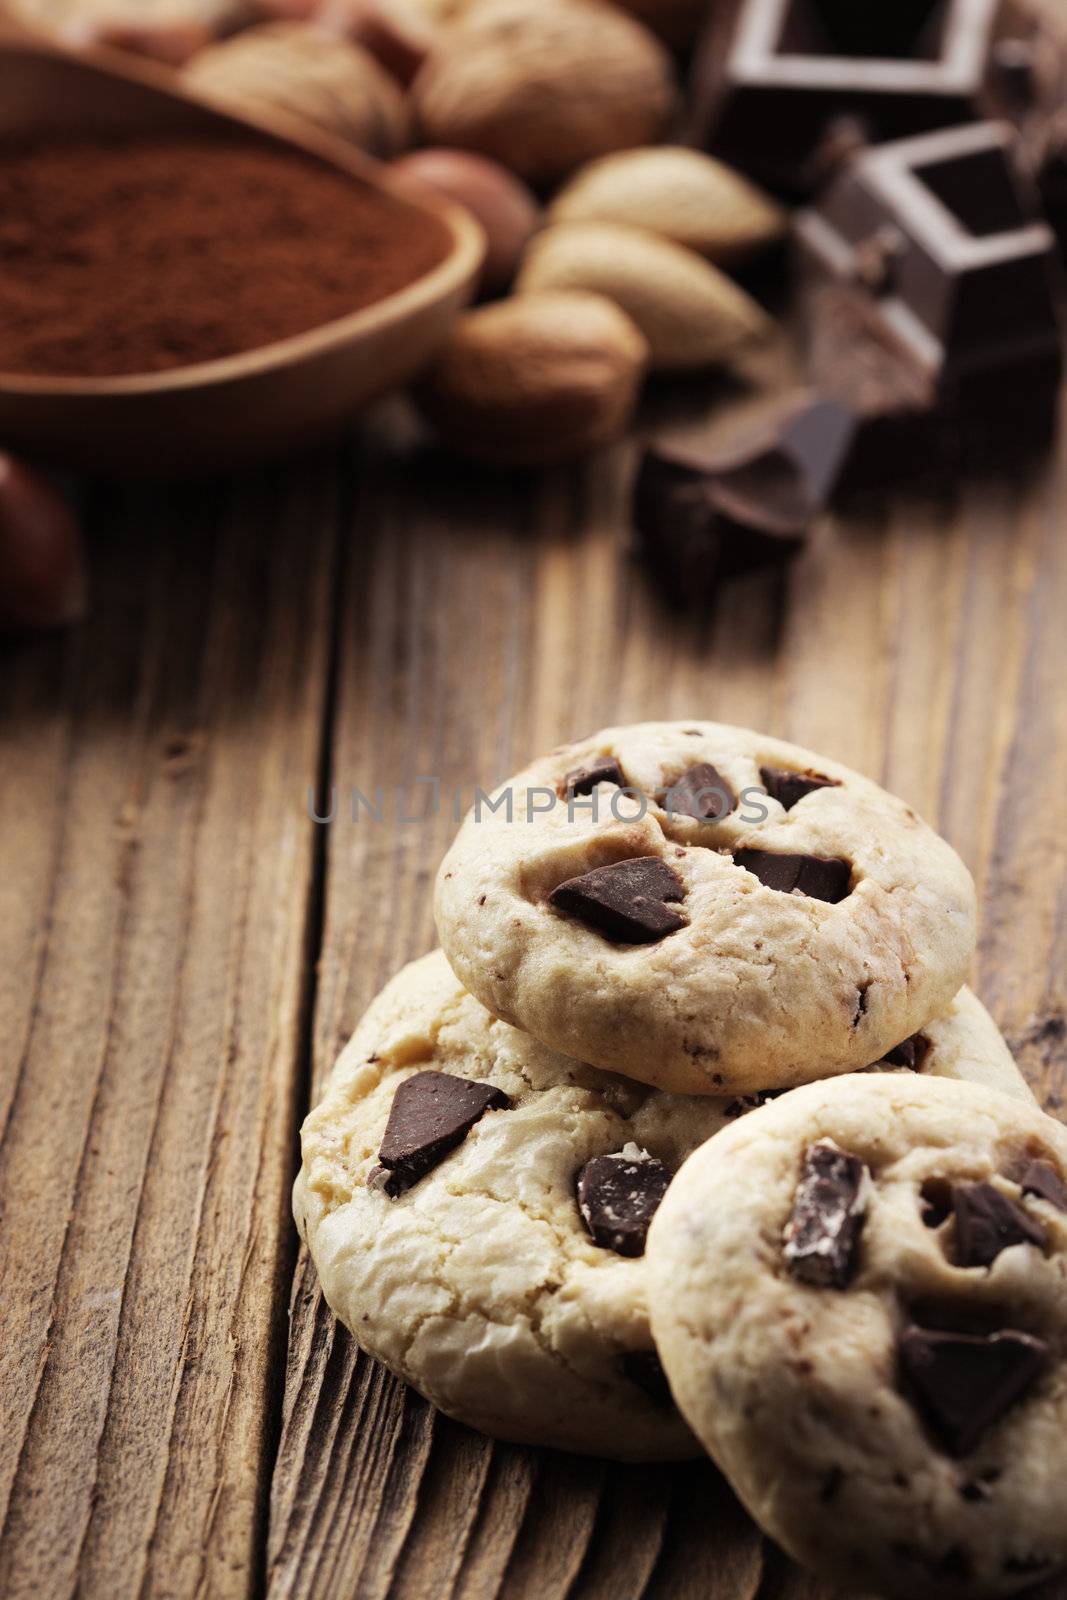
[0,133,452,378]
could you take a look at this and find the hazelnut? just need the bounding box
[414,291,648,466]
[0,457,87,633]
[390,149,538,294]
[411,0,679,186]
[185,22,411,157]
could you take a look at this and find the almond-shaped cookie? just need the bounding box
[647,1075,1067,1597]
[435,721,977,1094]
[294,952,1027,1460]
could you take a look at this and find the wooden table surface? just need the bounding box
[3,379,1067,1600]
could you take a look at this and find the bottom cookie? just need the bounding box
[294,951,1032,1460]
[647,1075,1067,1597]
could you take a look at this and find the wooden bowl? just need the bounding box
[0,33,485,475]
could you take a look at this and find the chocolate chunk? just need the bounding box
[549,857,686,944]
[1020,1159,1067,1213]
[734,848,851,903]
[951,1182,1047,1268]
[796,125,1062,492]
[375,1070,509,1197]
[664,762,736,822]
[689,0,1001,196]
[882,1032,932,1071]
[621,1349,674,1409]
[562,757,626,798]
[899,1326,1050,1456]
[783,1140,869,1288]
[760,765,839,811]
[577,1150,671,1257]
[633,395,854,607]
[920,1177,953,1229]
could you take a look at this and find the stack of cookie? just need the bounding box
[295,721,1067,1598]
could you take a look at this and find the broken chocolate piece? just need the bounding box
[796,123,1063,491]
[760,765,839,810]
[621,1349,674,1408]
[783,1140,869,1287]
[562,757,626,798]
[634,394,855,607]
[577,1150,672,1257]
[951,1182,1047,1268]
[882,1032,932,1071]
[899,1326,1049,1456]
[375,1070,510,1197]
[664,762,736,822]
[690,0,1004,196]
[1021,1159,1067,1213]
[549,857,686,944]
[734,848,851,903]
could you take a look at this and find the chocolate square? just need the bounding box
[690,0,1004,195]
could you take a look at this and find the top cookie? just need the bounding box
[435,721,977,1094]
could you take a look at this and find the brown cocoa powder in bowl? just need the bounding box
[0,132,453,378]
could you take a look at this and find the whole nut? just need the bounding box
[415,290,648,466]
[390,149,538,294]
[549,147,787,265]
[411,0,679,186]
[185,22,410,157]
[516,222,772,371]
[0,457,87,633]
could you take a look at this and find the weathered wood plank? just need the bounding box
[268,395,1067,1600]
[0,461,339,1599]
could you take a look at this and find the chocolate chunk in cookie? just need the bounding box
[760,766,840,811]
[951,1182,1047,1269]
[734,848,851,904]
[784,1141,869,1287]
[621,1349,674,1409]
[920,1177,953,1229]
[882,1032,932,1071]
[1021,1159,1067,1213]
[549,857,686,944]
[562,757,626,798]
[577,1150,672,1257]
[663,762,736,822]
[899,1327,1050,1456]
[373,1070,510,1197]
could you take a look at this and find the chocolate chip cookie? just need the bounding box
[646,1075,1067,1597]
[294,952,1026,1459]
[435,721,977,1093]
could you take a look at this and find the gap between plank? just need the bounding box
[251,439,361,1600]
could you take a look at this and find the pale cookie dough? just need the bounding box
[294,951,1028,1459]
[435,721,977,1094]
[647,1075,1067,1599]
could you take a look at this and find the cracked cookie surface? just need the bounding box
[647,1075,1067,1598]
[434,721,977,1093]
[294,952,1027,1459]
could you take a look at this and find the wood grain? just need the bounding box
[0,460,340,1599]
[266,401,1067,1599]
[3,382,1067,1600]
